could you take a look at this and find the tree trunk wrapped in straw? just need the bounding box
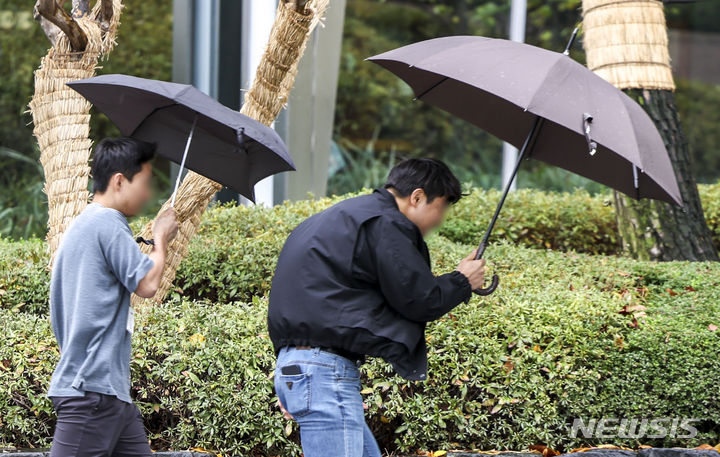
[131,0,330,307]
[583,0,674,90]
[582,0,718,261]
[29,0,123,266]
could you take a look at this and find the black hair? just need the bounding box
[384,158,462,204]
[91,138,156,193]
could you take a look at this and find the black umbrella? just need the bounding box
[368,30,683,296]
[67,74,294,204]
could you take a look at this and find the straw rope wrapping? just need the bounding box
[131,0,330,307]
[582,0,675,90]
[28,0,123,267]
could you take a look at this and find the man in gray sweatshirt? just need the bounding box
[48,138,178,457]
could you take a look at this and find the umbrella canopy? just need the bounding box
[368,35,682,206]
[67,74,294,202]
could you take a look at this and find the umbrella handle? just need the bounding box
[135,236,155,246]
[471,240,500,296]
[473,274,499,296]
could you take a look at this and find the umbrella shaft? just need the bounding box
[171,113,199,207]
[475,115,543,260]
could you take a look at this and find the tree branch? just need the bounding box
[97,0,113,32]
[71,0,89,18]
[33,6,63,46]
[34,0,88,51]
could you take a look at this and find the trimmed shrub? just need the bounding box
[440,188,618,255]
[0,310,57,445]
[0,238,48,315]
[2,234,720,455]
[5,184,720,312]
[442,182,720,255]
[167,195,350,303]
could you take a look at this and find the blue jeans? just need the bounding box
[274,346,382,457]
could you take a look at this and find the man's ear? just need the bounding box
[108,172,125,192]
[409,188,426,207]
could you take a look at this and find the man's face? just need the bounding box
[117,162,153,217]
[404,189,451,236]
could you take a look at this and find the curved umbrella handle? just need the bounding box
[471,241,499,296]
[135,236,155,246]
[473,274,499,296]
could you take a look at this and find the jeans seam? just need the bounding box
[281,359,334,369]
[336,360,360,382]
[307,372,312,417]
[332,367,350,457]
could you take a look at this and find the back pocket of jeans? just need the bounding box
[277,372,312,417]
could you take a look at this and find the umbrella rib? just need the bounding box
[614,94,647,195]
[524,53,568,115]
[128,102,180,137]
[413,76,449,101]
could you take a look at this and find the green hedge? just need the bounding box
[2,189,720,455]
[5,183,720,313]
[2,236,720,455]
[442,182,720,255]
[440,187,618,255]
[0,238,49,314]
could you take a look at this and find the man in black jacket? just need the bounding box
[268,158,486,457]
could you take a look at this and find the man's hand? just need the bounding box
[456,249,486,290]
[277,399,294,420]
[135,209,178,298]
[153,208,179,247]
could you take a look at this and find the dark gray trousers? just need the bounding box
[49,392,151,457]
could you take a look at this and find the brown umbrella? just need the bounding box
[368,30,683,295]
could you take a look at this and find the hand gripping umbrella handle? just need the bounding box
[472,241,499,296]
[473,274,499,296]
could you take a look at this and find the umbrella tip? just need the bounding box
[563,27,580,56]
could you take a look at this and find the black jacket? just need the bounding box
[268,188,471,380]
